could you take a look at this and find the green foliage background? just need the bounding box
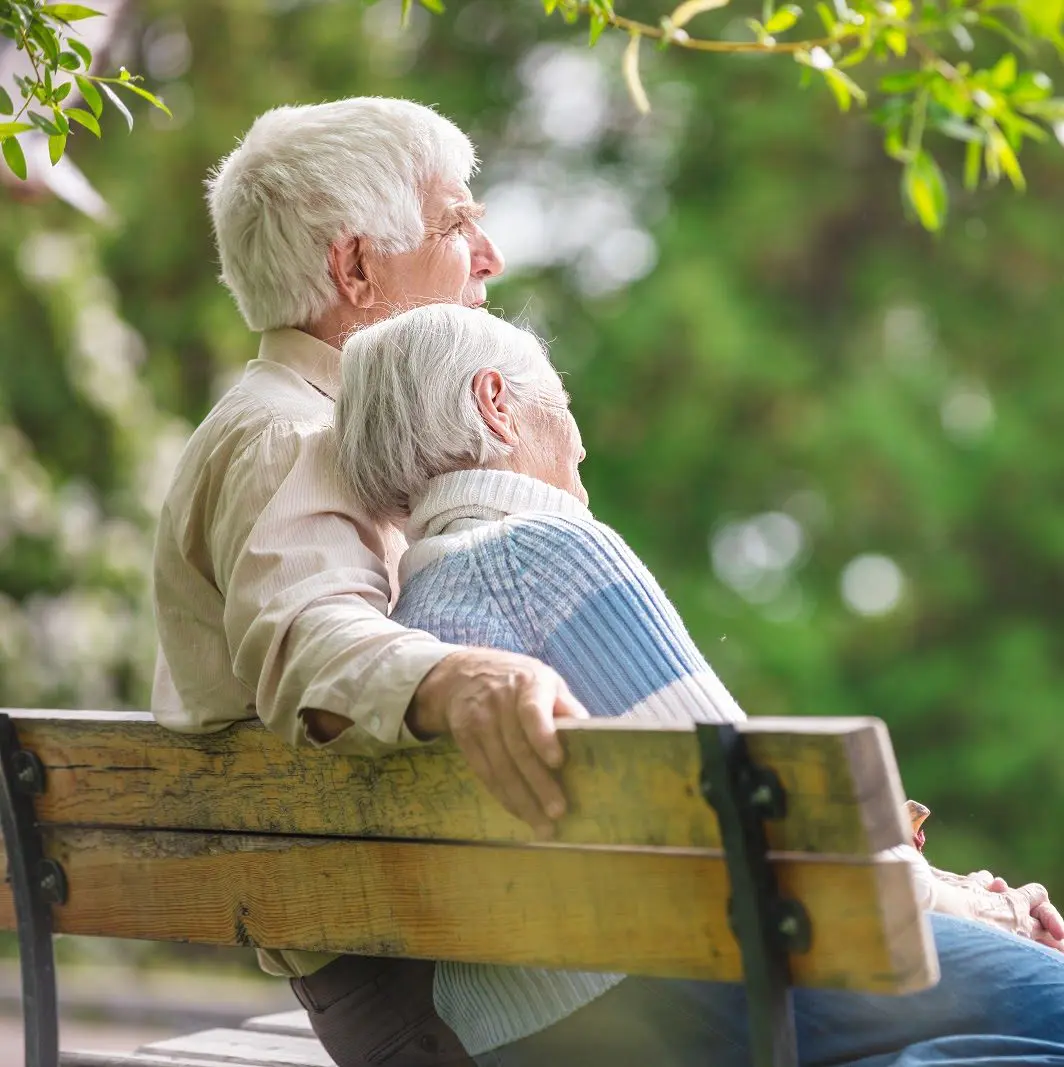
[1,0,1062,913]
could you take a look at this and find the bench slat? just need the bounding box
[7,712,908,856]
[0,827,936,994]
[61,1056,302,1067]
[138,1029,332,1066]
[241,1013,313,1036]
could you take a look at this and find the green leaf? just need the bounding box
[903,150,948,231]
[400,0,412,27]
[58,51,81,71]
[40,4,104,21]
[64,106,100,136]
[987,124,1026,190]
[418,0,445,11]
[113,80,172,116]
[67,39,93,68]
[991,53,1018,90]
[964,137,982,190]
[883,28,907,57]
[100,81,133,130]
[0,121,34,137]
[765,5,802,34]
[589,12,608,45]
[76,75,102,118]
[823,67,866,112]
[935,119,983,143]
[28,111,62,136]
[48,131,67,165]
[1017,0,1063,40]
[0,87,12,115]
[2,135,27,180]
[816,2,835,33]
[622,32,650,114]
[29,23,61,66]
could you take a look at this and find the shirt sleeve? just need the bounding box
[210,421,461,755]
[489,514,746,725]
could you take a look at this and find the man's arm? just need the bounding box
[211,423,454,753]
[208,424,585,831]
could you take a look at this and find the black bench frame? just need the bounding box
[0,711,810,1067]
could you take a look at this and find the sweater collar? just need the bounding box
[258,328,341,401]
[407,470,592,542]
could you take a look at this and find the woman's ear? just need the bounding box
[328,236,375,310]
[472,369,518,446]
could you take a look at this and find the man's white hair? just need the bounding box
[336,304,561,522]
[207,98,477,332]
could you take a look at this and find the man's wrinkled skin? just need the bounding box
[906,798,1064,951]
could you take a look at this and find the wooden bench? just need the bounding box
[0,709,938,1067]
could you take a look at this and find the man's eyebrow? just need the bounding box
[451,201,486,222]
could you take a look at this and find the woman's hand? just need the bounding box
[930,870,1064,951]
[968,871,1064,950]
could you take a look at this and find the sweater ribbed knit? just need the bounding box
[394,470,746,1055]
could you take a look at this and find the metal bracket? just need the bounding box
[698,723,811,1067]
[0,713,63,1067]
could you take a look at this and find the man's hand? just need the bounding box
[407,648,589,839]
[966,871,1064,951]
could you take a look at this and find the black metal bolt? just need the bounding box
[17,764,35,786]
[40,872,57,894]
[778,915,799,938]
[750,783,774,809]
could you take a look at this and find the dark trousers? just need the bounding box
[290,954,474,1067]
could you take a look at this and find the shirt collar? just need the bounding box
[258,328,341,401]
[407,469,592,542]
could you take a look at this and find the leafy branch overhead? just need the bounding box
[0,1,169,181]
[3,0,1063,232]
[540,0,1064,232]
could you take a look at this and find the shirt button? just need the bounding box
[369,713,381,732]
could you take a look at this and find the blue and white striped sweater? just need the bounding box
[394,471,745,1055]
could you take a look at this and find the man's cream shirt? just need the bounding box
[152,328,459,976]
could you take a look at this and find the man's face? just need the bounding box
[365,179,505,310]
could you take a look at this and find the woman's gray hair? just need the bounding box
[335,304,560,522]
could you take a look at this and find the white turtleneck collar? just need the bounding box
[406,469,592,543]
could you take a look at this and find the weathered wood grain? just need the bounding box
[0,827,937,994]
[241,1012,313,1037]
[61,1056,281,1067]
[5,711,909,855]
[138,1029,333,1066]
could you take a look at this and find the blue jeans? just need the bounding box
[473,914,1064,1067]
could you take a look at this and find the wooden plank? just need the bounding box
[0,827,937,994]
[61,1055,284,1067]
[5,711,909,855]
[241,1013,313,1037]
[138,1030,332,1066]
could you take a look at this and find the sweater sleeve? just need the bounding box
[488,514,746,725]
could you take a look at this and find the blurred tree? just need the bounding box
[3,0,1064,229]
[1,0,1062,927]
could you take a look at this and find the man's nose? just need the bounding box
[471,226,505,280]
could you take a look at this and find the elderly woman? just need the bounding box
[335,303,1064,1067]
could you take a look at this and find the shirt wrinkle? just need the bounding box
[152,332,458,979]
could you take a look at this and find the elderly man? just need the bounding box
[332,302,1064,1067]
[152,99,587,1067]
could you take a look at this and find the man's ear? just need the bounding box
[472,369,518,446]
[327,236,375,310]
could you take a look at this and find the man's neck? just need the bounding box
[304,305,388,349]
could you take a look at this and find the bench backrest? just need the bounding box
[0,711,937,994]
